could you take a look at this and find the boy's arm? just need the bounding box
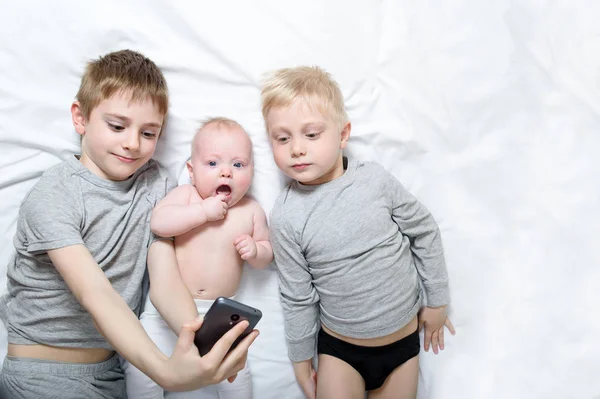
[147,239,198,334]
[270,208,319,390]
[293,360,317,399]
[151,185,227,237]
[48,244,259,390]
[385,168,450,308]
[385,167,455,353]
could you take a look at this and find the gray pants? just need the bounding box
[0,353,125,399]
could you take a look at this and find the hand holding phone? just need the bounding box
[194,297,262,356]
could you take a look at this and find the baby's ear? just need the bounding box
[340,122,351,149]
[71,102,86,136]
[186,159,195,185]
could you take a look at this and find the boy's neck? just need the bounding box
[299,156,348,187]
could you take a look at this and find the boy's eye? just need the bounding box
[276,136,289,143]
[208,161,217,167]
[306,132,320,139]
[108,123,124,131]
[142,131,157,138]
[233,162,243,168]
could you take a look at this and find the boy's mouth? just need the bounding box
[216,185,232,196]
[292,163,310,170]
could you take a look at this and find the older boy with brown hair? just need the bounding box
[0,49,257,399]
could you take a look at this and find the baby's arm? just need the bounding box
[147,239,197,334]
[151,185,227,237]
[234,202,273,269]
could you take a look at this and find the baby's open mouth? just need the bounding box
[216,185,232,196]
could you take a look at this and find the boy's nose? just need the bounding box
[291,143,306,157]
[123,132,140,151]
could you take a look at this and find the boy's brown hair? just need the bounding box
[75,49,168,119]
[261,66,348,130]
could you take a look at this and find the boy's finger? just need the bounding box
[219,329,259,372]
[202,321,251,364]
[445,318,456,335]
[439,327,445,350]
[431,331,439,354]
[423,329,431,351]
[227,373,238,383]
[176,322,199,351]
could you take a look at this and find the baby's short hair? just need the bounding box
[261,66,348,129]
[75,49,168,119]
[198,116,245,133]
[192,117,252,158]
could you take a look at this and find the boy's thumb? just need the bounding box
[177,320,201,349]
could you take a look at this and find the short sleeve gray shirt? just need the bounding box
[0,155,177,349]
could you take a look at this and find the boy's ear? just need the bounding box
[340,122,351,149]
[186,159,195,186]
[71,102,86,136]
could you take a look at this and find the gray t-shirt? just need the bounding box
[270,157,450,362]
[0,155,176,349]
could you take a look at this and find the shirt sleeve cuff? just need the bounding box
[423,283,450,308]
[287,336,317,362]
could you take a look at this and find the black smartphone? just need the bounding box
[194,297,262,356]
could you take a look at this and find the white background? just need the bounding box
[1,1,599,398]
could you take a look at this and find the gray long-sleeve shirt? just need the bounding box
[270,157,450,362]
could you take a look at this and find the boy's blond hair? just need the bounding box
[261,66,348,130]
[76,49,168,119]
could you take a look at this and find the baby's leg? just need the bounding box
[215,363,253,399]
[166,385,218,398]
[367,356,418,399]
[122,310,178,399]
[317,354,365,399]
[166,363,251,399]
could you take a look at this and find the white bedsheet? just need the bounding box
[1,1,599,398]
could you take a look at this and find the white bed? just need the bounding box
[1,1,599,398]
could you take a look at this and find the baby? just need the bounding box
[125,117,273,399]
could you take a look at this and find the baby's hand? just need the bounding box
[203,195,227,221]
[418,305,456,354]
[234,235,257,261]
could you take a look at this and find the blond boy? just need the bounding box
[262,67,455,399]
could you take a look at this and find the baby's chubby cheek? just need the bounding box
[236,174,253,194]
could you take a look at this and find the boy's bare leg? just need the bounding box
[368,356,418,399]
[316,354,364,399]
